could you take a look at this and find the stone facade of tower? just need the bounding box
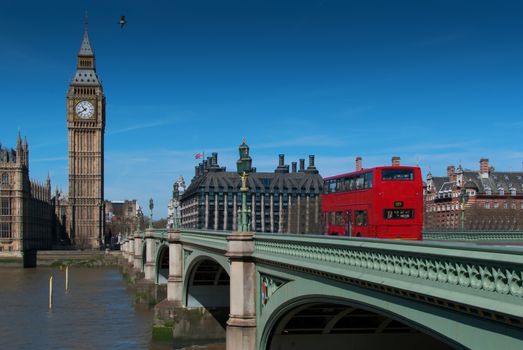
[66,24,105,249]
[0,135,54,256]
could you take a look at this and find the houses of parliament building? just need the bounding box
[0,21,105,256]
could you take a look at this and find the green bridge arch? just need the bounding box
[155,241,169,284]
[182,250,230,308]
[256,267,523,350]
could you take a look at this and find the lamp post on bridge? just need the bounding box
[149,198,154,229]
[460,189,467,231]
[225,138,256,350]
[238,171,249,232]
[236,138,252,232]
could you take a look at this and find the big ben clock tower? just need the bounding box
[66,19,105,249]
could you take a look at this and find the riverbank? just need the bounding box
[0,250,120,268]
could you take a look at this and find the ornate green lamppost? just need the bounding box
[149,198,154,229]
[460,189,466,231]
[236,138,252,232]
[239,172,249,231]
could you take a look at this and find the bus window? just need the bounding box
[345,210,352,235]
[349,177,355,190]
[382,169,414,180]
[355,210,368,226]
[342,178,349,192]
[335,212,343,225]
[365,172,373,188]
[356,175,364,189]
[329,180,336,193]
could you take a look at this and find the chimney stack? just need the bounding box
[306,155,318,173]
[355,156,362,171]
[447,165,456,181]
[275,154,289,173]
[391,156,401,166]
[299,158,305,172]
[292,162,297,173]
[480,158,489,177]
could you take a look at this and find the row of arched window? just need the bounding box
[73,87,95,95]
[79,59,92,67]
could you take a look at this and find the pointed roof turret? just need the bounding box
[71,15,101,86]
[78,15,94,57]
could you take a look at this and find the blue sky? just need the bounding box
[1,0,523,216]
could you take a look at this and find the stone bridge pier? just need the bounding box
[226,231,256,350]
[144,228,156,281]
[121,228,523,350]
[133,232,143,271]
[153,228,257,350]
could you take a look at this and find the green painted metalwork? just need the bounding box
[151,228,167,241]
[424,230,523,242]
[181,248,231,307]
[154,241,169,284]
[253,234,523,318]
[181,229,229,252]
[260,273,288,307]
[121,229,523,349]
[255,267,523,350]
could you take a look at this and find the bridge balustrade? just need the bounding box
[120,229,523,350]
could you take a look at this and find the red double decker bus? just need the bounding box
[322,166,423,240]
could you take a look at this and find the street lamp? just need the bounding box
[149,198,154,229]
[459,189,467,231]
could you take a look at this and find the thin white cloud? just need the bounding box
[107,120,178,136]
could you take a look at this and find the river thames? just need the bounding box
[0,266,223,350]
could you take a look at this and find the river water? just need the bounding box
[0,266,221,350]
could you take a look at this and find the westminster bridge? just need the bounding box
[120,229,523,350]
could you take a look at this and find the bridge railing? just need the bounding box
[150,228,168,240]
[423,230,523,241]
[253,233,523,318]
[180,229,230,252]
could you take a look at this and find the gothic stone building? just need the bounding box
[424,158,523,230]
[180,141,323,233]
[0,135,54,255]
[66,22,106,248]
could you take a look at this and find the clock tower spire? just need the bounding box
[66,18,105,249]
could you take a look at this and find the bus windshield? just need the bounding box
[382,169,414,181]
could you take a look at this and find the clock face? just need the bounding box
[75,100,95,119]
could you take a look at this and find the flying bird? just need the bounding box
[119,15,126,29]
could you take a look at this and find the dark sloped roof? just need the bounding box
[181,171,323,201]
[431,176,447,192]
[430,170,523,195]
[439,182,453,192]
